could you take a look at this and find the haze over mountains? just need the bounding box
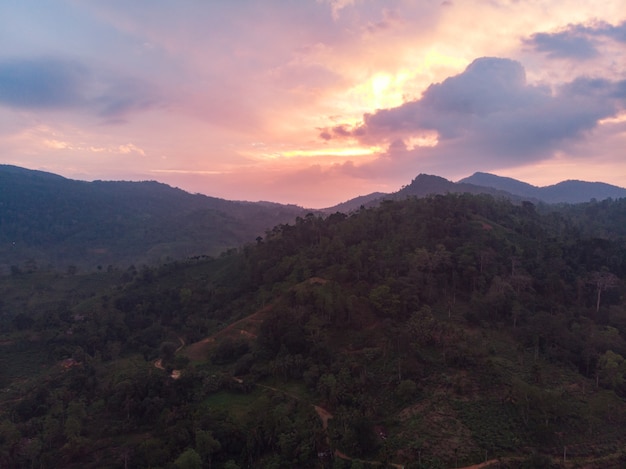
[323,172,626,212]
[1,164,625,273]
[0,165,306,273]
[459,172,626,204]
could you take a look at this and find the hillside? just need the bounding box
[1,193,626,468]
[459,172,626,204]
[321,174,530,213]
[325,173,626,214]
[0,165,307,273]
[3,165,624,275]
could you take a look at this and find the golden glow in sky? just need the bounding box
[0,1,624,207]
[278,147,383,159]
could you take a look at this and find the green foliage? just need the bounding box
[174,447,202,469]
[597,350,626,389]
[395,379,417,403]
[0,165,307,272]
[1,192,626,468]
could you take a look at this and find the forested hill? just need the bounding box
[323,173,626,213]
[0,165,307,273]
[2,193,626,468]
[459,172,626,204]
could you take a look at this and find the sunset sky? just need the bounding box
[1,1,625,208]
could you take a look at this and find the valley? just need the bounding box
[1,168,626,467]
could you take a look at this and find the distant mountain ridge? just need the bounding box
[323,172,626,213]
[459,172,626,204]
[3,164,624,272]
[0,164,307,272]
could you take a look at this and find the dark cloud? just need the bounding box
[322,57,625,178]
[319,130,332,140]
[561,77,626,99]
[580,20,626,43]
[523,31,598,59]
[332,124,352,137]
[95,78,161,123]
[602,21,626,42]
[361,58,542,140]
[524,21,626,59]
[0,57,160,122]
[0,58,88,109]
[614,79,626,99]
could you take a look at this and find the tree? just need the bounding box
[159,341,179,362]
[223,460,241,469]
[589,271,620,315]
[196,430,221,468]
[318,373,338,404]
[597,350,626,389]
[64,401,86,441]
[174,447,202,469]
[395,379,417,403]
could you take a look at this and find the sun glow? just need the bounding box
[276,146,383,159]
[150,169,226,175]
[334,72,410,118]
[406,133,439,149]
[599,113,626,125]
[322,47,469,131]
[422,48,466,71]
[370,74,392,105]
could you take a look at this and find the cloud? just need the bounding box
[365,58,536,138]
[268,61,343,93]
[318,0,356,20]
[117,143,146,156]
[523,31,598,59]
[524,20,626,60]
[598,21,626,42]
[0,58,88,109]
[95,77,162,123]
[321,57,625,178]
[0,57,161,122]
[364,9,403,34]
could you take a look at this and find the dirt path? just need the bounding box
[175,334,185,352]
[211,304,273,338]
[154,334,186,378]
[314,405,333,430]
[256,383,406,468]
[185,278,327,361]
[184,304,273,361]
[333,449,405,469]
[455,460,501,469]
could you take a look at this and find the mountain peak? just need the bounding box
[459,172,538,195]
[459,172,626,203]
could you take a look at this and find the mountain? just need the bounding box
[326,172,626,214]
[0,164,308,273]
[322,191,387,213]
[460,171,626,203]
[4,164,625,273]
[2,193,626,468]
[457,171,539,199]
[541,180,626,204]
[395,173,533,201]
[323,173,537,213]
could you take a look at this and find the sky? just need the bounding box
[1,1,625,208]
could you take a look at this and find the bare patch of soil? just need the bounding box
[184,304,274,361]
